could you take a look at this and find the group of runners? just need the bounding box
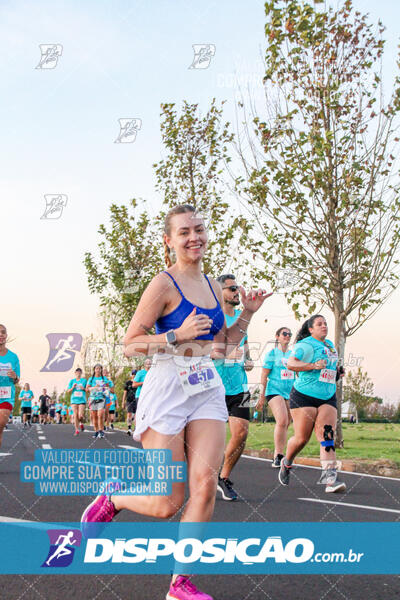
[0,204,348,600]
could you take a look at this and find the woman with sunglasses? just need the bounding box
[278,315,346,493]
[256,327,294,468]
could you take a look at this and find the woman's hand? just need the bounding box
[256,397,265,411]
[7,369,17,380]
[176,307,213,342]
[240,287,273,314]
[312,359,327,370]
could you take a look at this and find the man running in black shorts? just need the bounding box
[122,370,137,436]
[39,388,51,424]
[215,274,254,501]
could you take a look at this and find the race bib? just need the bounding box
[319,369,336,384]
[177,358,220,397]
[280,369,294,381]
[0,364,12,377]
[0,387,11,399]
[74,391,83,397]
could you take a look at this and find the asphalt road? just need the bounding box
[1,422,399,600]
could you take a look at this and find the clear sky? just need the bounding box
[1,0,399,404]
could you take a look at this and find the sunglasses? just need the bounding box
[223,285,239,292]
[281,332,292,337]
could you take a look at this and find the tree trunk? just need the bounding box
[334,309,346,448]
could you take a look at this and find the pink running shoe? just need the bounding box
[80,423,84,431]
[166,576,213,600]
[74,430,79,436]
[81,494,119,524]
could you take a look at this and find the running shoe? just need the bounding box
[217,477,238,501]
[81,494,119,530]
[271,454,284,468]
[99,430,105,439]
[110,423,114,430]
[278,458,292,486]
[166,576,213,600]
[74,430,79,436]
[325,469,346,493]
[92,431,99,438]
[126,429,132,436]
[80,423,84,431]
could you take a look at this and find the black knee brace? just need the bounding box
[321,424,335,452]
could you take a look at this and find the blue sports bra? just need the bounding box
[155,272,225,340]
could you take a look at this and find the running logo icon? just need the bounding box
[36,44,63,69]
[114,119,142,143]
[40,194,68,220]
[42,529,81,568]
[41,333,82,372]
[188,44,216,69]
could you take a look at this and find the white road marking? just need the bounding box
[118,445,139,450]
[38,436,46,440]
[0,516,35,522]
[243,454,400,482]
[42,444,52,449]
[299,497,400,514]
[0,453,12,457]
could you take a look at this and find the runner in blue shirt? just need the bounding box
[214,274,255,502]
[32,404,40,423]
[0,324,20,446]
[107,392,118,430]
[19,384,34,428]
[67,368,87,436]
[103,367,115,431]
[278,315,346,494]
[55,400,63,424]
[257,327,294,468]
[132,359,152,399]
[86,364,108,439]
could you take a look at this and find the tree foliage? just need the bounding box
[234,0,400,444]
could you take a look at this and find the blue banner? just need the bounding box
[0,522,398,574]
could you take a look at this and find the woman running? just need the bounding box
[256,327,294,468]
[67,368,87,436]
[0,324,20,446]
[106,391,118,430]
[86,364,107,439]
[103,367,114,431]
[278,315,346,493]
[81,204,270,600]
[19,384,34,428]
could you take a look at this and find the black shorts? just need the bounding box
[225,392,250,421]
[56,410,61,414]
[127,401,137,414]
[40,408,48,415]
[289,388,337,410]
[21,407,31,415]
[265,394,289,403]
[49,409,55,417]
[109,410,115,414]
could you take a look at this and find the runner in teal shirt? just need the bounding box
[257,327,294,468]
[133,359,152,399]
[67,368,87,435]
[19,384,34,428]
[278,315,346,494]
[0,324,20,446]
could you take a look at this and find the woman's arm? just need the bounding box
[259,367,270,398]
[287,356,326,372]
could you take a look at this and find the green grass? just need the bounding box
[242,422,400,467]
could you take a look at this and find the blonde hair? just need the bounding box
[163,204,196,267]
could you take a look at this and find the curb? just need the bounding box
[243,449,400,479]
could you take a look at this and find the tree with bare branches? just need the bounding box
[234,0,400,445]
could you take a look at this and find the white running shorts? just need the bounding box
[133,354,228,442]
